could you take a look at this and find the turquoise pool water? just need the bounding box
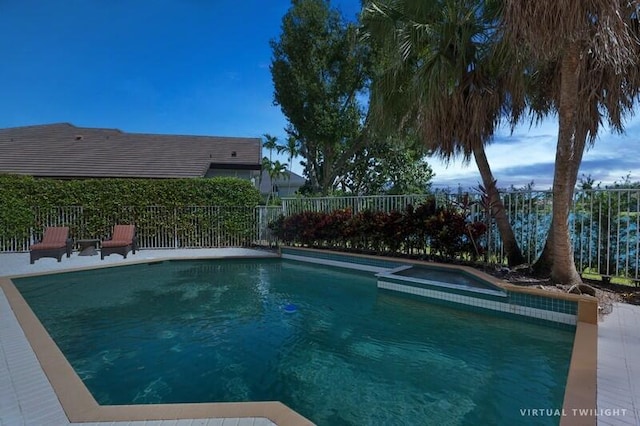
[14,259,574,426]
[390,265,500,290]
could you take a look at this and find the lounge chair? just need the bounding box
[101,225,137,260]
[30,226,73,264]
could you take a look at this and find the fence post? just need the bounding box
[174,207,179,249]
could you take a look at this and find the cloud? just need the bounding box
[430,161,554,190]
[429,116,640,190]
[429,124,558,189]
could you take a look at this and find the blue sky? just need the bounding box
[1,0,639,190]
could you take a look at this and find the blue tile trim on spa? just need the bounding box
[281,247,579,328]
[509,292,578,315]
[376,288,576,331]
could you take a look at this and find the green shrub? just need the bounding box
[0,174,261,247]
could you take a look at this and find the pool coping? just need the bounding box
[1,255,313,426]
[280,247,598,426]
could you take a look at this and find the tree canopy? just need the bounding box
[362,0,526,265]
[270,0,370,194]
[503,0,640,284]
[340,134,435,194]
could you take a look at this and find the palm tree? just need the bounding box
[277,135,300,180]
[265,160,289,205]
[503,0,640,284]
[363,0,526,266]
[262,134,283,204]
[262,133,278,163]
[258,156,271,196]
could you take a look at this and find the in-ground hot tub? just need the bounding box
[377,264,508,298]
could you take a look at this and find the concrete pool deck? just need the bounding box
[1,248,639,425]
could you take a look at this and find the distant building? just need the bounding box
[0,123,261,180]
[259,169,306,197]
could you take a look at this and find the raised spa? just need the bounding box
[377,264,507,297]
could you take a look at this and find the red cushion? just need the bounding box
[30,242,65,250]
[110,225,134,242]
[101,240,131,248]
[40,227,69,244]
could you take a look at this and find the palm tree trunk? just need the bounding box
[472,145,525,266]
[533,132,586,277]
[533,219,554,277]
[549,42,583,285]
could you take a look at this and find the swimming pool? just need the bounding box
[14,259,574,425]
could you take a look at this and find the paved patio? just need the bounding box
[597,303,640,425]
[0,248,279,278]
[1,248,639,425]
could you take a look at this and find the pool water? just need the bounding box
[390,265,500,290]
[15,259,574,426]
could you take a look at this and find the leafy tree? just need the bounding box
[363,0,526,266]
[504,1,640,284]
[270,0,370,194]
[339,135,434,194]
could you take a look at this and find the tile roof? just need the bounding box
[0,123,261,178]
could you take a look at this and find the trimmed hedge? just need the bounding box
[269,200,487,260]
[0,174,261,245]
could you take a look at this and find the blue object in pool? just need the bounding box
[283,303,298,313]
[13,259,575,426]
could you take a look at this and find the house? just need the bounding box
[259,169,306,197]
[0,123,261,180]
